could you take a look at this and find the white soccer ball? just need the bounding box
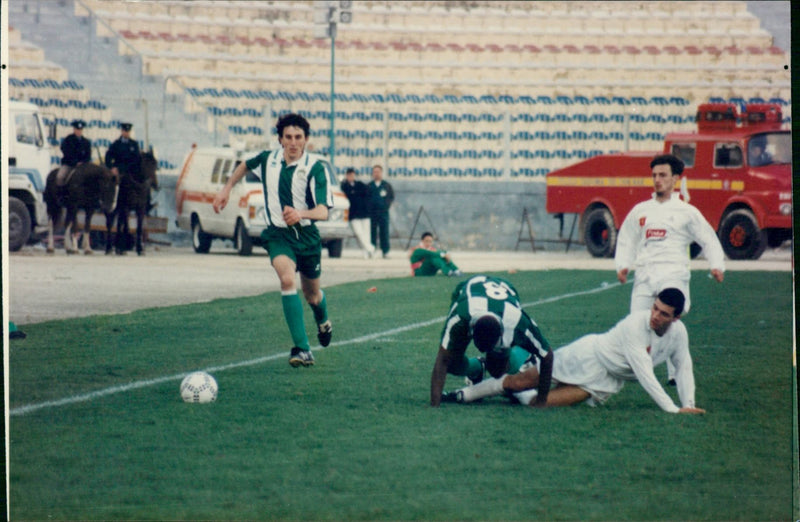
[180,371,218,403]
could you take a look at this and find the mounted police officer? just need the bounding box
[105,122,141,179]
[56,119,91,187]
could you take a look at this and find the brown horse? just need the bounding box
[105,151,159,255]
[44,163,119,254]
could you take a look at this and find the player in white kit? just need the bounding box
[448,288,706,414]
[615,154,725,383]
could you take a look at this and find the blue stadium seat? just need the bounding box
[592,95,611,105]
[669,97,690,106]
[517,95,535,105]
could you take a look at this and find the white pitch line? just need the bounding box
[10,281,621,416]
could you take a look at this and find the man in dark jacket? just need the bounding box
[105,122,141,178]
[56,119,91,186]
[341,167,376,258]
[367,164,394,258]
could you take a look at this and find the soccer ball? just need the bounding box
[180,371,218,403]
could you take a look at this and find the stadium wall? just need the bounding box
[155,176,560,253]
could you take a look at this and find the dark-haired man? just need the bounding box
[450,288,706,414]
[340,167,375,258]
[213,113,333,367]
[409,231,461,276]
[430,275,552,406]
[615,153,725,384]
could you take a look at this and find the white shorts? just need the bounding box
[630,271,691,314]
[550,334,625,405]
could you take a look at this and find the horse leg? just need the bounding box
[46,213,56,254]
[64,216,77,254]
[116,210,127,255]
[82,211,94,254]
[105,211,114,255]
[135,210,145,255]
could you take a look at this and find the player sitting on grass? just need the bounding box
[444,288,706,414]
[408,232,462,277]
[430,275,553,407]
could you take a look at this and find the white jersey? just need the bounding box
[551,311,695,413]
[615,192,725,283]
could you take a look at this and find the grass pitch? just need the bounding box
[8,270,796,520]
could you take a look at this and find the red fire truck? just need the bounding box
[545,103,792,260]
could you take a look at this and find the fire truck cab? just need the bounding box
[545,103,792,260]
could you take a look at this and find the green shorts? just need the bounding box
[261,224,322,279]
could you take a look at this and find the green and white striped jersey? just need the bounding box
[245,149,332,228]
[440,275,550,359]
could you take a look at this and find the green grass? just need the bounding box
[8,270,796,521]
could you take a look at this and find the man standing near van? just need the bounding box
[213,113,333,367]
[368,164,394,258]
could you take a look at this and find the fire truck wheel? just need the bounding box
[718,209,767,260]
[583,207,617,258]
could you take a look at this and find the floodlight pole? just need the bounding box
[330,26,336,170]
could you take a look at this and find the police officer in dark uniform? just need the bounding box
[105,122,141,178]
[56,119,91,186]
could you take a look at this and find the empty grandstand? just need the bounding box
[6,0,791,249]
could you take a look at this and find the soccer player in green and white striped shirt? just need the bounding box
[214,113,332,367]
[430,275,553,406]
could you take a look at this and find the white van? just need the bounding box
[7,100,54,250]
[175,146,350,256]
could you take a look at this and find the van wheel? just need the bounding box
[327,239,343,258]
[718,209,767,260]
[235,219,253,256]
[583,207,616,258]
[8,197,31,252]
[192,217,212,254]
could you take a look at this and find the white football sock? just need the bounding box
[460,375,506,402]
[514,389,538,406]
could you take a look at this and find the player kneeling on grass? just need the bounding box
[445,288,706,414]
[430,275,553,407]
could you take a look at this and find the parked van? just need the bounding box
[175,146,350,256]
[7,100,54,250]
